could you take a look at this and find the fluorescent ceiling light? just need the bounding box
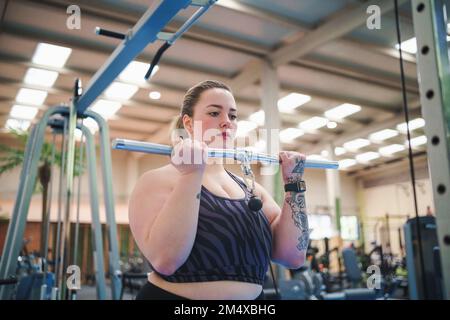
[324,103,361,120]
[249,110,264,126]
[298,116,328,131]
[339,159,357,169]
[369,129,399,142]
[395,37,417,54]
[379,144,405,156]
[90,100,122,120]
[81,117,99,134]
[104,82,138,100]
[16,88,47,105]
[407,135,427,147]
[356,152,380,163]
[9,105,39,120]
[334,147,346,156]
[24,68,59,87]
[32,43,72,68]
[5,118,31,131]
[278,93,311,113]
[236,120,257,137]
[119,61,157,83]
[279,128,304,143]
[307,154,328,161]
[343,138,370,151]
[397,118,425,133]
[326,121,337,129]
[149,91,161,100]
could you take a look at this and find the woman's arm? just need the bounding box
[255,152,309,269]
[129,139,208,276]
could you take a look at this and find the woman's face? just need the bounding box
[184,88,238,149]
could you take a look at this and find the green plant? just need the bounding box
[0,129,86,255]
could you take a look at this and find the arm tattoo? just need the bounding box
[286,192,311,251]
[291,157,305,175]
[287,158,305,185]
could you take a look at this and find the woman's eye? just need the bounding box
[229,115,237,120]
[209,112,219,117]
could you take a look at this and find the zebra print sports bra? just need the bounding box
[152,170,273,285]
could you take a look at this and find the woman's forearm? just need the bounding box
[272,190,309,268]
[286,191,310,251]
[147,171,204,274]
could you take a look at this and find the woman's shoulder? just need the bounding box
[135,164,179,191]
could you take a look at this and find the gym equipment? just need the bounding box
[15,272,54,300]
[0,109,115,300]
[278,280,308,300]
[0,277,17,286]
[289,243,325,299]
[144,1,217,80]
[322,288,376,300]
[290,265,325,300]
[40,131,56,289]
[404,216,444,299]
[341,248,363,288]
[316,237,343,293]
[4,238,56,300]
[1,0,219,300]
[119,257,151,300]
[263,274,307,300]
[70,127,85,300]
[112,139,339,170]
[340,245,409,299]
[411,0,450,299]
[322,247,376,300]
[288,248,378,300]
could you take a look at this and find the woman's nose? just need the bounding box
[220,116,232,128]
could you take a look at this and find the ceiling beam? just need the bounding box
[270,0,408,67]
[232,0,409,89]
[295,57,419,95]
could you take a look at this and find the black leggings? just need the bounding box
[135,281,265,300]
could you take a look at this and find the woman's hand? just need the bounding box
[171,138,208,176]
[279,151,307,183]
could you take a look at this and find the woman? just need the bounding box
[129,80,310,300]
